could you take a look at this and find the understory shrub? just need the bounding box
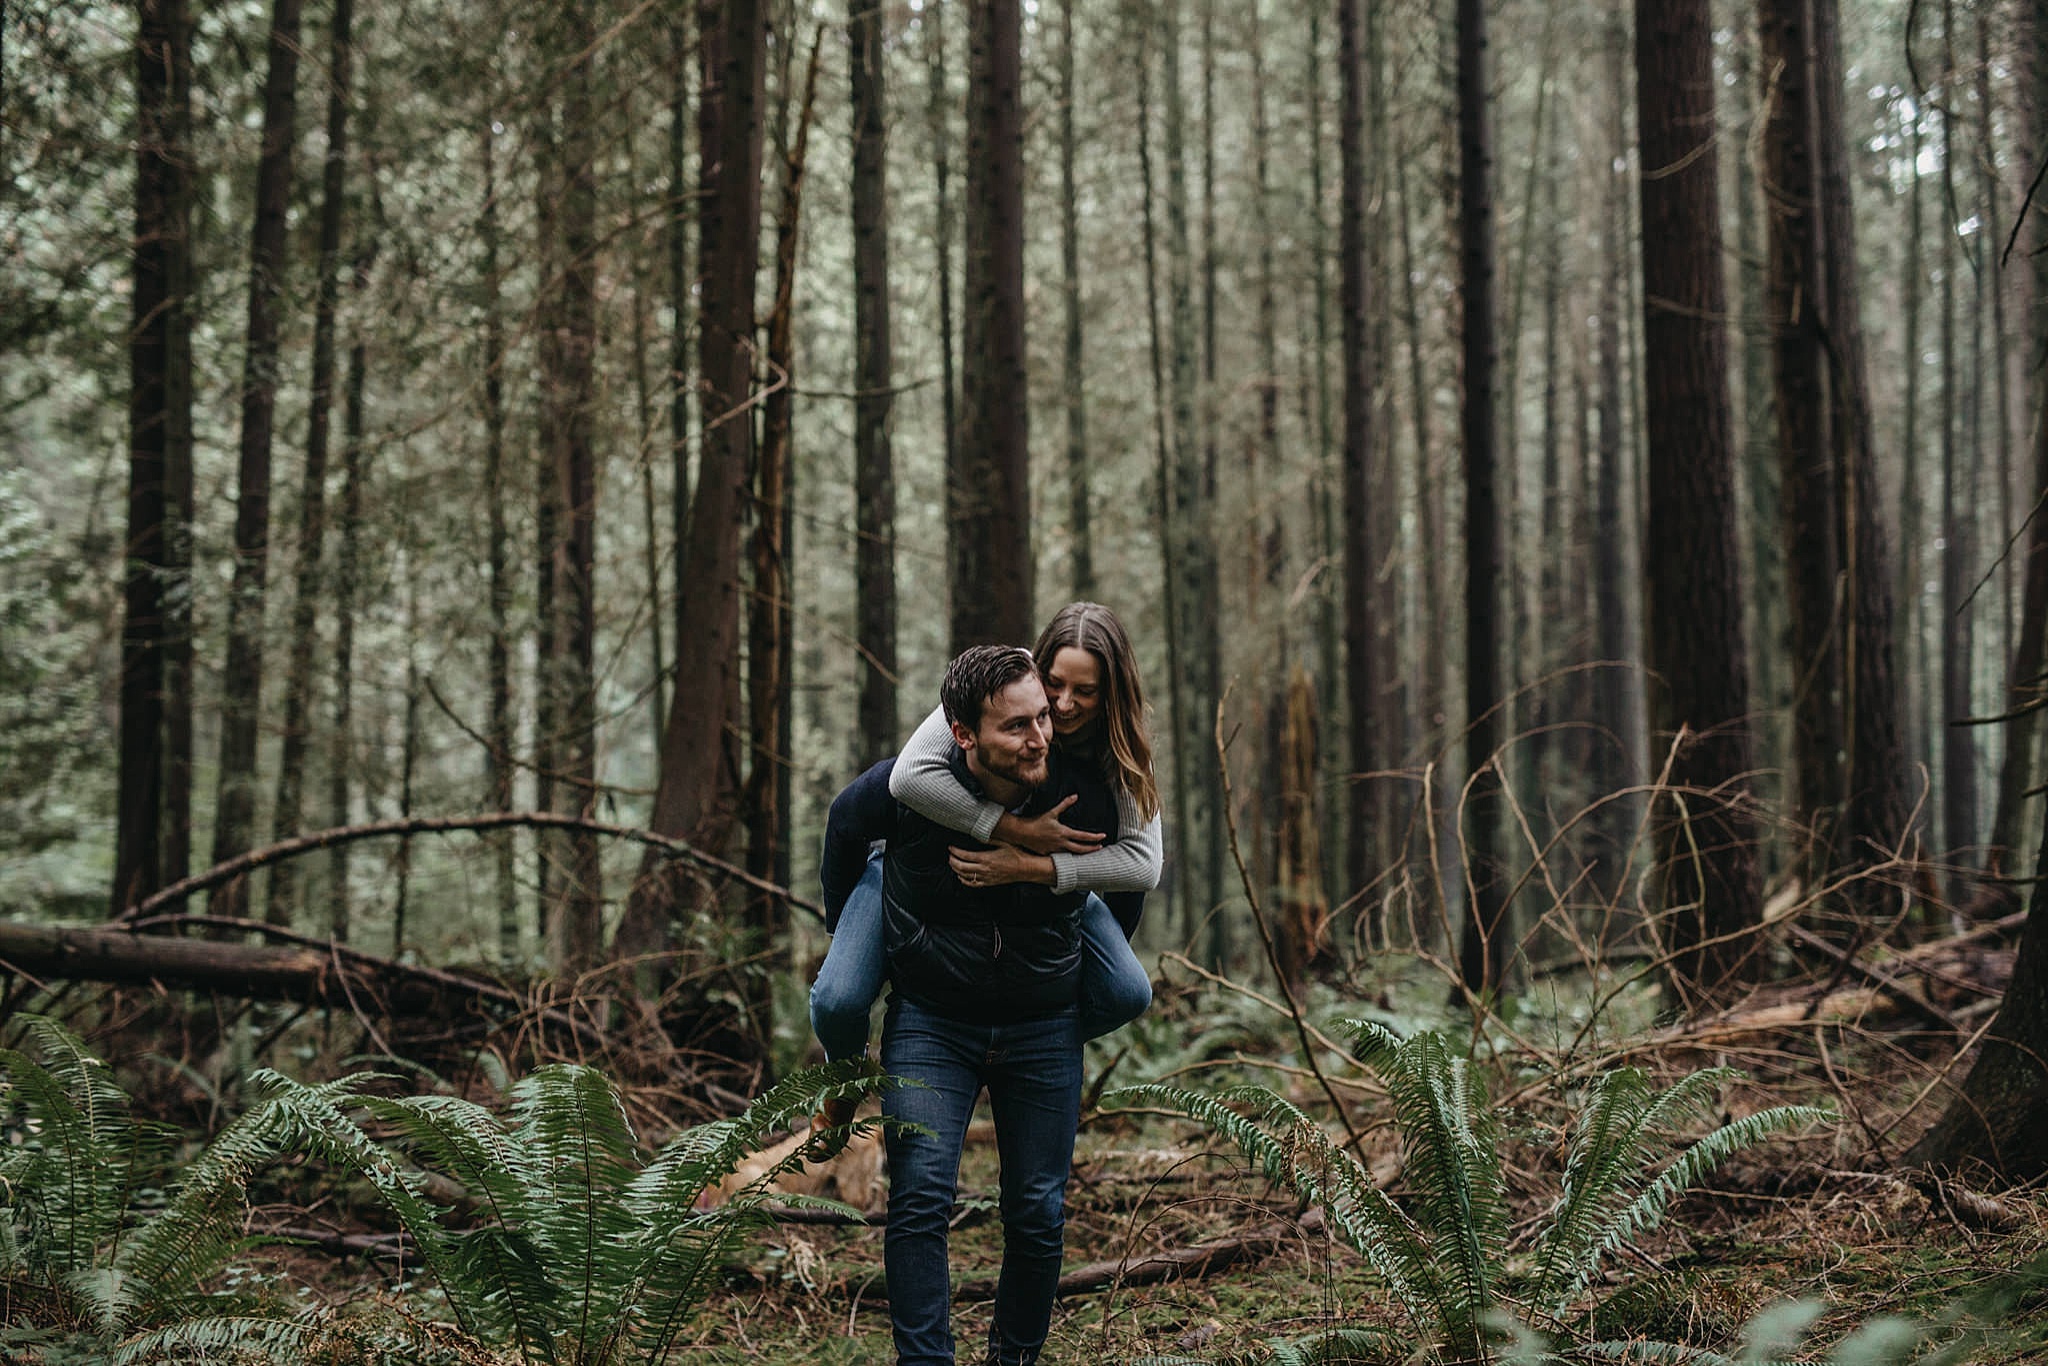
[0,1013,886,1364]
[1109,1022,1829,1361]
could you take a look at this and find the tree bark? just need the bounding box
[266,0,354,928]
[1137,12,1189,939]
[209,0,304,920]
[159,0,195,893]
[1938,0,1977,903]
[1454,0,1509,997]
[1907,788,2048,1181]
[1759,0,1843,867]
[481,124,518,964]
[115,0,189,916]
[950,0,1032,650]
[1811,0,1908,905]
[1987,0,2048,886]
[1337,0,1379,956]
[1057,0,1092,601]
[544,4,604,972]
[1163,0,1212,953]
[616,0,767,963]
[327,237,373,944]
[850,0,898,768]
[669,10,694,629]
[1592,14,1636,905]
[927,1,958,586]
[1635,0,1765,999]
[746,27,821,1031]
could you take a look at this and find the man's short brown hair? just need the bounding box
[940,645,1039,731]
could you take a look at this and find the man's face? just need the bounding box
[953,673,1053,792]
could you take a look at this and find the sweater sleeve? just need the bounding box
[886,703,1004,842]
[1046,791,1164,895]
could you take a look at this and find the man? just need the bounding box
[819,645,1120,1366]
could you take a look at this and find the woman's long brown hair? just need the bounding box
[1032,602,1161,819]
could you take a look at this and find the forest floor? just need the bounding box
[217,938,2048,1365]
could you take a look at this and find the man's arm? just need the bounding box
[820,758,897,932]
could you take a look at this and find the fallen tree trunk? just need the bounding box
[0,916,607,1049]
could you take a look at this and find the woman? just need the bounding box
[809,602,1162,1069]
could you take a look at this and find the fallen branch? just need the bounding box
[111,812,825,924]
[1787,925,1962,1033]
[0,917,610,1051]
[955,1208,1326,1301]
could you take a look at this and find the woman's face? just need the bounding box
[1044,646,1105,737]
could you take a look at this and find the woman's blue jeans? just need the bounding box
[809,856,1152,1061]
[881,996,1082,1366]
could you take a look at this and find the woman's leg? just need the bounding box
[1075,894,1151,1041]
[809,856,888,1061]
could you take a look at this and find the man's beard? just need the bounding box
[980,748,1049,790]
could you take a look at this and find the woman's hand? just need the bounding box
[949,843,1056,888]
[993,796,1106,856]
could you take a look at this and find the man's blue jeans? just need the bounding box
[881,996,1082,1366]
[811,856,1150,1061]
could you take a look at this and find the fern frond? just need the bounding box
[1581,1338,1739,1366]
[0,1015,141,1275]
[1106,1082,1439,1315]
[112,1312,322,1364]
[1558,1104,1828,1307]
[1264,1325,1393,1365]
[1336,1025,1505,1346]
[506,1065,642,1360]
[1530,1067,1664,1305]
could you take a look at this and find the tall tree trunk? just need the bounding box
[1193,0,1224,946]
[1138,13,1189,940]
[1454,0,1508,998]
[1906,765,2048,1179]
[626,100,666,761]
[950,0,1032,650]
[1939,2,1977,902]
[1057,0,1092,600]
[1812,0,1907,906]
[481,124,518,963]
[1635,0,1764,1000]
[327,236,373,944]
[159,0,195,892]
[746,24,820,1039]
[544,5,603,972]
[617,0,767,961]
[1730,9,1785,873]
[1759,0,1843,870]
[209,0,303,919]
[266,0,353,928]
[116,0,188,916]
[1337,0,1380,945]
[851,0,897,768]
[1308,6,1344,910]
[1162,0,1210,949]
[669,10,694,630]
[1990,0,2048,885]
[1901,96,1928,840]
[1592,13,1635,905]
[927,0,958,565]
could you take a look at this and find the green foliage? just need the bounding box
[1587,1246,2048,1366]
[1108,1024,1828,1361]
[284,1054,891,1365]
[0,1014,892,1364]
[0,1015,340,1346]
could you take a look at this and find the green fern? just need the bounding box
[282,1053,892,1366]
[1108,1025,1828,1361]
